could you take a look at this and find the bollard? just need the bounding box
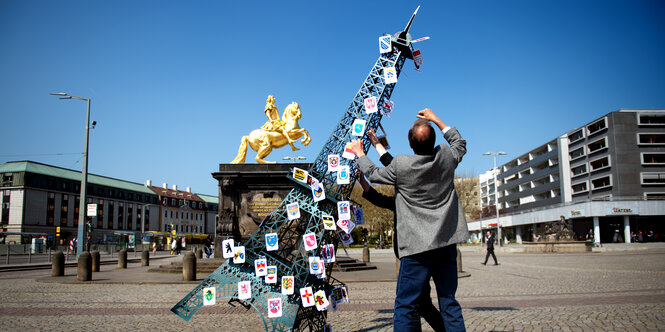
[52,251,65,277]
[77,251,92,281]
[195,248,203,259]
[91,251,100,272]
[182,251,196,281]
[118,249,127,269]
[362,244,370,263]
[141,250,150,267]
[457,247,463,273]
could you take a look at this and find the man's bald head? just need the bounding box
[408,119,436,155]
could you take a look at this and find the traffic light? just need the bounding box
[166,224,171,232]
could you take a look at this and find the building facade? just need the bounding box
[470,109,665,244]
[0,161,218,246]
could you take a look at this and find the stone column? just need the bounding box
[593,217,601,244]
[515,226,522,244]
[623,216,631,244]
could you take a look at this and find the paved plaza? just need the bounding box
[0,246,664,331]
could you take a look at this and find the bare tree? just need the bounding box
[454,172,481,221]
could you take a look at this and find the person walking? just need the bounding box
[482,231,499,265]
[353,108,468,331]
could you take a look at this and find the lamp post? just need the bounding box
[51,92,91,256]
[483,151,506,247]
[282,156,306,163]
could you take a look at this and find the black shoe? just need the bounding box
[494,263,500,265]
[481,262,486,265]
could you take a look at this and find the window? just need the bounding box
[568,129,585,144]
[587,137,607,154]
[572,181,588,194]
[47,192,55,225]
[591,176,612,190]
[586,117,607,136]
[571,164,587,177]
[60,194,69,226]
[638,133,665,145]
[638,113,665,126]
[589,156,611,172]
[645,192,665,200]
[1,174,13,186]
[642,153,665,165]
[162,197,168,205]
[108,201,114,229]
[569,147,585,160]
[641,172,665,185]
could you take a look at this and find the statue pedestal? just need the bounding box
[211,163,312,257]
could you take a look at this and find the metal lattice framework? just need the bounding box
[172,8,421,331]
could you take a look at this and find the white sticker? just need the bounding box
[222,239,235,259]
[255,258,267,276]
[303,232,318,251]
[233,246,245,264]
[379,35,391,53]
[384,66,397,84]
[267,298,283,318]
[203,287,216,306]
[342,142,356,160]
[265,233,279,251]
[287,202,301,220]
[337,201,351,220]
[322,215,336,231]
[364,96,378,114]
[265,265,278,284]
[327,154,340,172]
[314,290,330,311]
[336,165,350,185]
[281,276,295,295]
[238,281,252,300]
[351,119,367,137]
[300,287,315,307]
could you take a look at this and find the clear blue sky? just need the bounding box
[1,0,664,196]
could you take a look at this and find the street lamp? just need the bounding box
[51,92,91,256]
[483,151,507,247]
[283,156,306,162]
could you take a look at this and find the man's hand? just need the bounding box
[417,108,447,131]
[350,139,365,157]
[367,129,380,146]
[355,169,370,192]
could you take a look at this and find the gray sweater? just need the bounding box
[357,127,469,257]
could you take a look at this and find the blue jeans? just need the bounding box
[395,245,465,331]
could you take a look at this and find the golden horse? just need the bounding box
[231,102,311,164]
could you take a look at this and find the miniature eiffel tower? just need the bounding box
[171,7,423,331]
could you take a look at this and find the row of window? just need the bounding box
[161,197,205,209]
[571,175,613,194]
[163,209,204,221]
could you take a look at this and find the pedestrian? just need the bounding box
[353,108,468,331]
[203,236,212,259]
[171,237,177,255]
[482,231,499,265]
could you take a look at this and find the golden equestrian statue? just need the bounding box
[231,95,311,164]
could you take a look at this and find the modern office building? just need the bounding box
[469,109,665,244]
[0,160,218,245]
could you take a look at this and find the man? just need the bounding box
[351,108,468,331]
[482,231,498,265]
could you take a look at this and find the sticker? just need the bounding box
[327,154,340,172]
[203,287,216,306]
[293,168,308,183]
[322,244,336,263]
[384,66,397,84]
[332,286,349,304]
[222,239,235,259]
[314,290,330,311]
[265,233,279,251]
[364,96,378,114]
[287,202,301,220]
[342,142,355,160]
[317,260,326,279]
[255,258,267,276]
[281,276,295,295]
[233,246,245,264]
[303,232,317,251]
[379,35,391,53]
[322,215,336,231]
[336,219,355,234]
[381,99,394,118]
[238,280,251,300]
[353,207,365,225]
[336,165,350,185]
[300,287,315,307]
[337,201,351,220]
[351,119,367,137]
[413,49,424,71]
[310,178,326,202]
[268,298,283,318]
[265,265,277,284]
[337,229,354,246]
[309,256,322,275]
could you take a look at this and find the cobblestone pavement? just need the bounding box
[0,248,664,331]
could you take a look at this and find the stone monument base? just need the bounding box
[522,241,593,253]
